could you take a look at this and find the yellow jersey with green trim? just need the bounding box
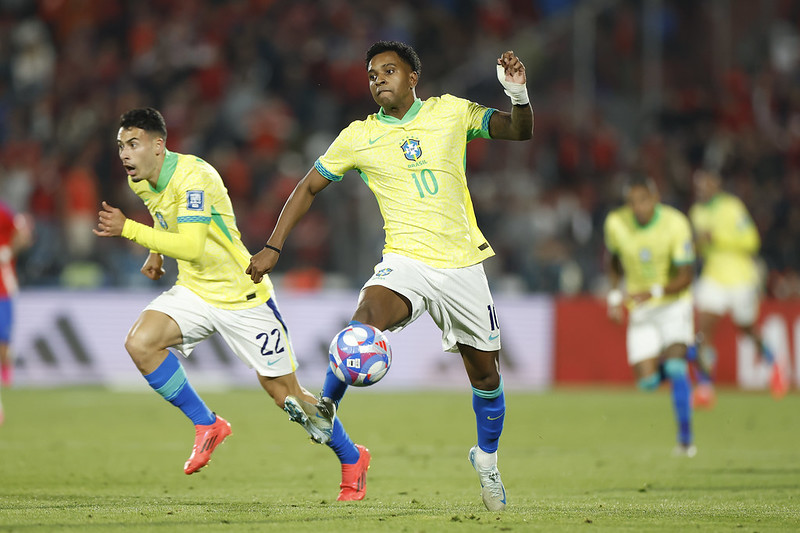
[315,95,496,268]
[128,150,271,309]
[689,192,759,286]
[604,204,694,306]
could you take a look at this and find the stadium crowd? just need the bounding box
[1,0,799,297]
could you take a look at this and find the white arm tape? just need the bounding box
[606,289,623,307]
[650,284,664,300]
[496,65,529,106]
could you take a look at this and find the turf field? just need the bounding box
[0,387,798,532]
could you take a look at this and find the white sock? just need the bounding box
[474,447,498,469]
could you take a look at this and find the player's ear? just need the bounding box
[409,71,418,89]
[154,136,164,156]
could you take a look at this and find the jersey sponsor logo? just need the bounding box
[155,212,168,229]
[401,138,422,161]
[186,190,205,211]
[638,248,652,262]
[488,332,500,341]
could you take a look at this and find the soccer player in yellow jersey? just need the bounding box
[247,41,533,510]
[688,166,787,407]
[604,174,696,457]
[93,108,361,486]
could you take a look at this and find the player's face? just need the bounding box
[367,51,417,109]
[627,185,658,226]
[693,169,719,203]
[117,127,164,183]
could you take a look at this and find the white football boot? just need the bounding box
[468,445,507,511]
[284,395,335,444]
[672,444,698,458]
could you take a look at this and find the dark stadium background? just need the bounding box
[3,0,798,295]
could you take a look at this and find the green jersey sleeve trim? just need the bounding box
[315,159,343,182]
[210,207,233,242]
[468,108,496,141]
[177,215,211,224]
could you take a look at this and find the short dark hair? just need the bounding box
[365,41,422,78]
[119,107,167,139]
[622,172,657,196]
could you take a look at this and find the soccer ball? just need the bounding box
[328,323,392,386]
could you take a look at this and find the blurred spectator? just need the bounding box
[0,0,798,297]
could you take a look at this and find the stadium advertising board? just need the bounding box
[10,290,553,391]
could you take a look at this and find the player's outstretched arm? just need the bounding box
[489,51,533,141]
[247,167,332,283]
[94,200,208,262]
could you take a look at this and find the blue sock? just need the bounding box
[143,352,215,426]
[664,359,692,446]
[686,344,712,384]
[472,378,505,454]
[326,417,360,464]
[321,366,348,407]
[322,322,367,405]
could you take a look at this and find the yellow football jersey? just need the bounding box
[604,204,694,305]
[125,150,270,309]
[689,192,759,286]
[316,95,496,268]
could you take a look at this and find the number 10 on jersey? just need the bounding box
[411,169,439,198]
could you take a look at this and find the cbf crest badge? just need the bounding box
[374,267,393,278]
[155,212,168,229]
[401,138,422,161]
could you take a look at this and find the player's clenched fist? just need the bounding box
[246,246,280,284]
[93,201,127,237]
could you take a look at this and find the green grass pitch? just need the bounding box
[0,386,798,532]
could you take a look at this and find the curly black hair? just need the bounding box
[119,107,168,139]
[365,41,422,79]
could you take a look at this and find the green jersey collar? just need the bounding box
[706,192,723,206]
[377,98,423,125]
[151,149,178,193]
[634,204,661,229]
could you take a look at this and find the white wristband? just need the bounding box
[606,289,623,307]
[650,284,664,300]
[496,65,529,106]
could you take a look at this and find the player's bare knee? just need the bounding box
[470,372,501,392]
[123,330,164,372]
[124,329,149,360]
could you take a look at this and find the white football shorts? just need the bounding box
[144,285,298,377]
[362,253,501,353]
[626,297,694,365]
[695,277,759,326]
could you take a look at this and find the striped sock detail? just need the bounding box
[144,352,214,426]
[472,377,504,399]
